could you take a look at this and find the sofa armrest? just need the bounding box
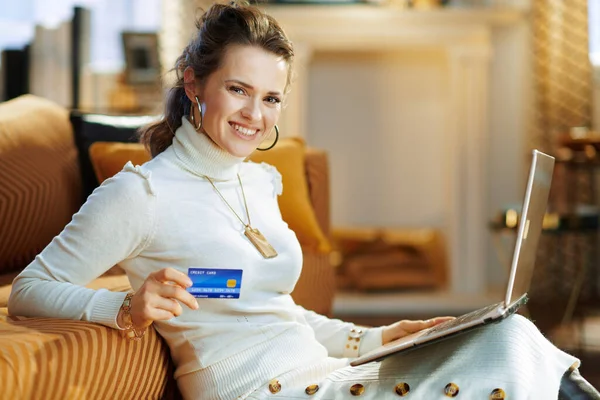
[293,149,336,317]
[305,148,330,239]
[0,308,179,400]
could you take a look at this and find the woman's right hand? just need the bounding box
[118,267,200,330]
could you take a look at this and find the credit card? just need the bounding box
[187,268,243,299]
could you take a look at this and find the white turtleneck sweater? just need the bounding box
[8,118,382,399]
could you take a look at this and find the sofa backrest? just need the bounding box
[0,95,82,282]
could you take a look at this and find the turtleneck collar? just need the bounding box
[171,117,246,181]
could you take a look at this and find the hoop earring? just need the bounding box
[190,96,203,131]
[257,125,279,151]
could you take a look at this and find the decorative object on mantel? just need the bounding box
[122,32,161,86]
[411,0,444,9]
[266,0,449,6]
[268,0,363,4]
[332,227,448,291]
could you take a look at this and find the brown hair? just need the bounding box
[139,1,294,157]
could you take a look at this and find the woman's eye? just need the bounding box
[265,96,281,105]
[229,86,245,95]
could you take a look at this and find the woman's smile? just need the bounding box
[229,121,260,140]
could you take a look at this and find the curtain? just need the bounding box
[531,0,592,152]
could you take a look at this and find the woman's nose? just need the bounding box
[241,99,262,121]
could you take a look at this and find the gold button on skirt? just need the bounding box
[490,388,506,399]
[444,382,460,397]
[268,380,281,394]
[305,384,319,395]
[394,382,410,396]
[350,383,365,396]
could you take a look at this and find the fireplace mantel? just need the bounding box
[264,5,525,50]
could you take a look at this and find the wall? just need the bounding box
[307,49,450,229]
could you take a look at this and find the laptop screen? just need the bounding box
[505,150,555,306]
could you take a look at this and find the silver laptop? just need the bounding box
[350,149,555,367]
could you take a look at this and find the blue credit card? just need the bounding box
[187,268,243,299]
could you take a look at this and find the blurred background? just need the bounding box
[1,0,600,385]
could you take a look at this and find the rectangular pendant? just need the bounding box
[245,226,278,259]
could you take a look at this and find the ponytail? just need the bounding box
[138,84,190,158]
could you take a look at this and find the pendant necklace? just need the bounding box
[204,174,278,259]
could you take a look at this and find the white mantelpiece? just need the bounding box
[262,5,526,295]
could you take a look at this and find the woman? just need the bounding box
[8,2,599,399]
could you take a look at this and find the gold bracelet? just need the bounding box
[120,292,146,341]
[342,327,364,358]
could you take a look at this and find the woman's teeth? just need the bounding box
[232,123,257,136]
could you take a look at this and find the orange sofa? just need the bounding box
[0,95,336,399]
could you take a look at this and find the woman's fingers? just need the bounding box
[429,316,455,325]
[410,316,455,332]
[151,267,193,289]
[383,316,458,344]
[150,267,200,310]
[146,307,176,321]
[402,320,432,333]
[151,296,183,318]
[129,268,200,328]
[159,282,199,310]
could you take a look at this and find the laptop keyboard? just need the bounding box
[421,302,502,337]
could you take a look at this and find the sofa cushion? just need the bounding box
[0,95,82,276]
[248,138,331,252]
[88,139,331,252]
[0,308,179,400]
[70,111,159,199]
[89,141,152,184]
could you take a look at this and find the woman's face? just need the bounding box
[187,45,288,158]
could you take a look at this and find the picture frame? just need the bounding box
[121,32,161,86]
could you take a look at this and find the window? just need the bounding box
[0,0,161,71]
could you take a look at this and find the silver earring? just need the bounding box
[191,95,203,131]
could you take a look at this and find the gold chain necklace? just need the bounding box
[204,174,278,259]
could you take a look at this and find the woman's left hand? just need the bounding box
[382,316,455,345]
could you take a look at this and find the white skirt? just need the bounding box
[244,315,579,400]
